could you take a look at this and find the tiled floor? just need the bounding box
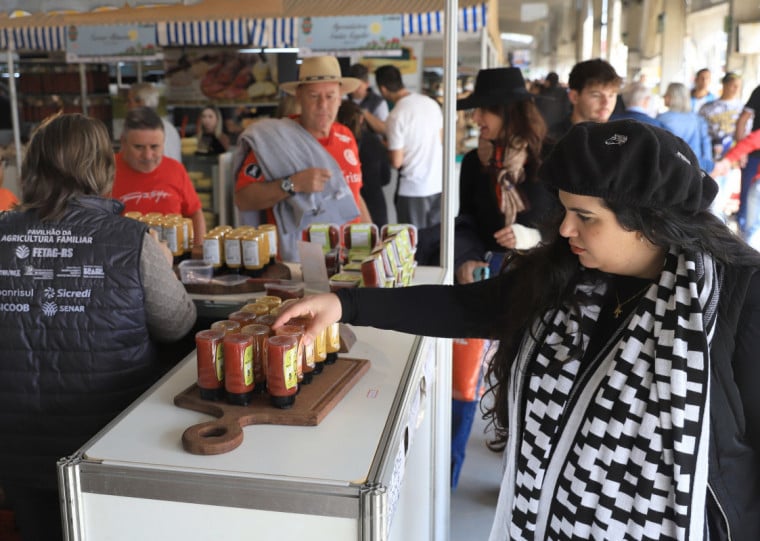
[449,406,502,541]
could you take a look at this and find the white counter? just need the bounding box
[59,266,450,541]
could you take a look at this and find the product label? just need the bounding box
[349,224,372,249]
[242,239,261,268]
[265,230,277,257]
[203,238,222,266]
[283,346,298,389]
[225,238,242,266]
[216,342,224,382]
[309,225,331,252]
[163,225,179,254]
[244,344,254,386]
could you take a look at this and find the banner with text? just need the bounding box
[300,15,402,53]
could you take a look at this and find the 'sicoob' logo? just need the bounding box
[16,245,30,259]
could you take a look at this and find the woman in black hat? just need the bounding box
[275,120,760,541]
[453,67,555,284]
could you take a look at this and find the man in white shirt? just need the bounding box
[127,83,183,162]
[375,64,443,229]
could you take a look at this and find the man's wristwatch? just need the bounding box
[280,177,296,196]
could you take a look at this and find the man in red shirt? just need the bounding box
[112,107,206,246]
[234,55,371,261]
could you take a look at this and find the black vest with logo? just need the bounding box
[0,196,156,489]
[360,88,384,115]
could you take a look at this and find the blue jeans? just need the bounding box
[745,181,760,250]
[738,155,760,232]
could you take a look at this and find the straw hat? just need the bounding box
[280,56,362,96]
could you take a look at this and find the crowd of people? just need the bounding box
[1,52,760,541]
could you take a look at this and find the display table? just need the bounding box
[58,266,450,541]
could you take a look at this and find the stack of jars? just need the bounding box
[203,224,279,276]
[125,211,194,264]
[194,296,340,409]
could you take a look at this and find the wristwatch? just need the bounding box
[280,177,296,196]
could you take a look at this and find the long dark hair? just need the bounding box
[483,194,760,450]
[483,99,546,182]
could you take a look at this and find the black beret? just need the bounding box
[540,120,718,215]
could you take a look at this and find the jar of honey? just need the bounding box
[241,229,264,276]
[258,224,278,263]
[203,229,225,274]
[224,229,243,272]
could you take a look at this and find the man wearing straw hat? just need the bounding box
[233,56,372,262]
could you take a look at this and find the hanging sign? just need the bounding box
[300,15,402,53]
[66,24,161,63]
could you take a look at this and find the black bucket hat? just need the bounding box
[456,67,533,110]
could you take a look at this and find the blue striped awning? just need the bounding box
[269,17,297,48]
[156,19,253,47]
[156,18,295,48]
[402,2,487,36]
[1,26,66,51]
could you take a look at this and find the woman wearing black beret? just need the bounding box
[275,120,760,541]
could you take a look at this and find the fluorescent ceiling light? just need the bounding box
[500,33,534,45]
[238,47,300,54]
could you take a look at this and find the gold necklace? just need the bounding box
[613,284,651,319]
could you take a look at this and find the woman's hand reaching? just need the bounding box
[272,293,343,345]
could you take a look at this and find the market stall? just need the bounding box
[58,267,446,541]
[2,3,473,539]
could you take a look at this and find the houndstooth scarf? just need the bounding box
[489,247,721,541]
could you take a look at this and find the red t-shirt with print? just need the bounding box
[112,154,202,217]
[235,120,363,224]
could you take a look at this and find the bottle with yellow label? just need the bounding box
[224,229,243,273]
[241,229,264,276]
[203,229,226,275]
[258,224,278,264]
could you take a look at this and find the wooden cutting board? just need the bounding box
[174,356,370,455]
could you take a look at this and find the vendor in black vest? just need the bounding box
[0,114,196,541]
[348,63,389,138]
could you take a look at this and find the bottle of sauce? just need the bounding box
[275,323,309,385]
[227,310,258,326]
[240,303,270,317]
[257,295,282,312]
[223,332,255,406]
[313,326,327,374]
[210,319,242,335]
[286,317,317,380]
[266,335,299,408]
[325,321,341,364]
[240,323,270,393]
[195,329,225,400]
